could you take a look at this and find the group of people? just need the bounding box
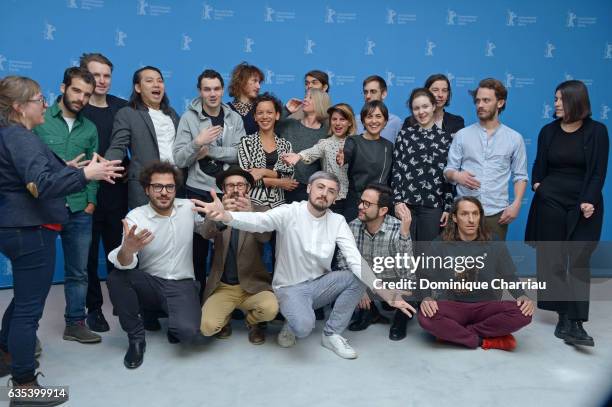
[0,52,608,407]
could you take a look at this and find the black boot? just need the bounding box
[8,373,68,406]
[86,309,110,333]
[315,307,325,320]
[554,313,570,340]
[389,310,409,341]
[348,304,389,331]
[123,341,146,369]
[564,320,594,347]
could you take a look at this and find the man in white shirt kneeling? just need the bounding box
[107,161,205,369]
[192,171,415,359]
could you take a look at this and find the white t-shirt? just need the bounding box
[148,108,176,164]
[63,116,76,133]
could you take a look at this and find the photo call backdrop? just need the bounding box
[1,0,611,287]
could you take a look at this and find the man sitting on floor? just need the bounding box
[107,161,205,369]
[417,196,534,350]
[193,171,415,359]
[200,167,279,344]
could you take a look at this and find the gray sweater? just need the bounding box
[173,98,246,192]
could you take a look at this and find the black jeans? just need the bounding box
[107,269,202,343]
[86,205,126,312]
[0,227,57,383]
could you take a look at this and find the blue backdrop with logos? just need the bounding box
[1,0,611,286]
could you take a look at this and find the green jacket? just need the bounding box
[34,101,98,212]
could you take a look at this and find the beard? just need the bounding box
[477,109,496,121]
[149,195,174,212]
[309,196,331,212]
[62,94,84,115]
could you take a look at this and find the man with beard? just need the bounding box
[34,66,102,344]
[199,167,278,344]
[107,161,205,369]
[336,184,415,341]
[444,78,528,240]
[192,171,416,359]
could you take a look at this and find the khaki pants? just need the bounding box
[201,283,279,336]
[485,212,508,241]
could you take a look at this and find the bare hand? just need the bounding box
[84,153,124,183]
[66,153,91,169]
[395,203,412,236]
[516,295,535,317]
[121,219,154,253]
[281,153,301,166]
[278,178,299,191]
[388,298,416,318]
[336,149,345,166]
[499,203,520,225]
[440,211,449,227]
[357,293,371,310]
[196,145,209,160]
[248,168,268,181]
[420,297,439,318]
[455,171,480,190]
[533,183,540,191]
[192,190,231,222]
[285,98,302,113]
[580,203,595,218]
[195,125,223,146]
[84,203,96,215]
[234,196,253,212]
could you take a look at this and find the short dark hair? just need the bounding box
[360,100,389,124]
[62,66,95,89]
[424,73,452,107]
[362,75,387,93]
[197,69,224,90]
[305,70,330,92]
[408,88,436,111]
[139,161,183,190]
[363,183,393,211]
[129,66,172,115]
[470,78,508,113]
[253,92,282,115]
[79,53,114,72]
[555,80,591,123]
[228,62,264,99]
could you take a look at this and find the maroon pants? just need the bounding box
[418,301,532,349]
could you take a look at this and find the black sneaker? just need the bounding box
[86,309,110,333]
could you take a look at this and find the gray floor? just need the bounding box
[1,283,611,407]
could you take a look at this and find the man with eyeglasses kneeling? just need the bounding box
[106,161,206,369]
[200,167,279,344]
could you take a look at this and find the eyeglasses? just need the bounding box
[149,183,176,193]
[28,96,47,105]
[224,182,248,190]
[358,199,379,209]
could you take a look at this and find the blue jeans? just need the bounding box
[0,227,57,383]
[61,210,92,325]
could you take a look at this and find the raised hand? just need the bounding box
[83,153,124,183]
[281,152,301,166]
[195,125,223,146]
[285,98,303,113]
[120,219,154,254]
[65,153,91,169]
[191,190,232,222]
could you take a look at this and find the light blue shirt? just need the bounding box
[357,112,402,144]
[444,122,528,216]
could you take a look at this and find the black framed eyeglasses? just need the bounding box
[358,199,379,209]
[224,182,248,190]
[149,183,176,193]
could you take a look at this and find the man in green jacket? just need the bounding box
[34,67,101,344]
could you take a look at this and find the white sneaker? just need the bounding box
[277,323,296,348]
[321,333,358,359]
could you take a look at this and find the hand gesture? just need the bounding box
[248,168,268,182]
[440,211,449,227]
[65,153,91,169]
[580,203,595,219]
[357,293,372,310]
[420,297,438,318]
[281,152,301,166]
[195,125,223,146]
[196,145,209,160]
[83,153,124,183]
[499,203,520,225]
[516,295,535,317]
[387,298,417,318]
[121,219,154,254]
[191,190,231,222]
[278,178,299,191]
[395,203,412,236]
[285,98,303,113]
[336,149,345,166]
[455,171,480,190]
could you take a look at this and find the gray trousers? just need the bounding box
[275,271,366,337]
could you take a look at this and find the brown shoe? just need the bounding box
[216,323,232,339]
[248,323,266,345]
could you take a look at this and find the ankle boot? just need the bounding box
[554,313,570,340]
[564,320,594,347]
[8,373,68,406]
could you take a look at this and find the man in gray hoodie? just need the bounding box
[173,69,246,298]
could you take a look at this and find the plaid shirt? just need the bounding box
[335,215,413,281]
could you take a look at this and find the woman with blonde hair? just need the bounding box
[282,103,356,215]
[276,88,330,202]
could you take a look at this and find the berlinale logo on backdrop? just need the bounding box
[201,3,234,21]
[506,10,536,26]
[387,8,396,24]
[446,9,457,25]
[326,70,335,86]
[425,40,436,56]
[265,69,274,85]
[542,103,552,119]
[485,41,496,57]
[325,7,336,23]
[0,55,6,71]
[545,42,555,58]
[67,0,78,7]
[324,6,356,23]
[505,73,515,88]
[601,105,610,120]
[115,29,127,47]
[0,54,33,72]
[244,38,254,53]
[43,22,56,40]
[386,70,395,87]
[202,3,213,20]
[137,0,148,15]
[305,39,316,54]
[181,34,192,51]
[264,6,295,23]
[605,42,612,59]
[365,39,376,55]
[506,10,517,26]
[566,10,596,28]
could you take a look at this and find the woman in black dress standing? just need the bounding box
[525,80,609,347]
